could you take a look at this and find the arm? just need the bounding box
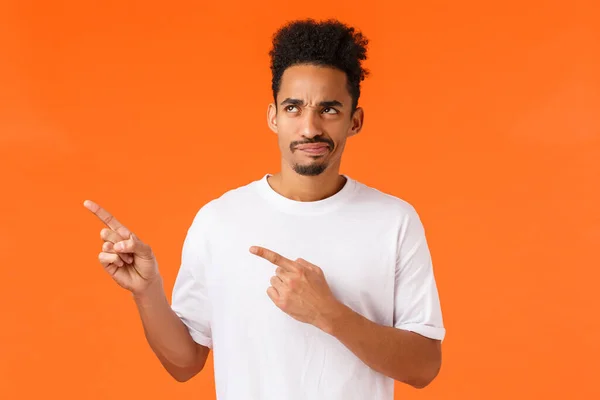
[83,200,211,382]
[250,204,445,389]
[320,304,441,389]
[133,276,210,382]
[322,204,445,388]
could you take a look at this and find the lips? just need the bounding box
[295,143,329,151]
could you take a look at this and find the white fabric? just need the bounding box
[171,174,445,400]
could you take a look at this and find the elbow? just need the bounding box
[408,371,439,390]
[162,356,207,383]
[409,358,442,389]
[168,365,203,383]
[164,345,210,383]
[171,372,195,383]
[171,373,189,383]
[410,377,435,390]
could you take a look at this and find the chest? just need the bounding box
[204,215,397,327]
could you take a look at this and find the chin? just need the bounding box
[292,162,328,176]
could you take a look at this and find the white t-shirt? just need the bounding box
[171,174,445,400]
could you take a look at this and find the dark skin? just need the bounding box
[266,64,363,201]
[84,63,441,386]
[260,64,442,388]
[248,245,442,389]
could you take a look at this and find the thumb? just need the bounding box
[116,226,131,239]
[114,233,153,259]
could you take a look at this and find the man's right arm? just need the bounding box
[133,276,210,382]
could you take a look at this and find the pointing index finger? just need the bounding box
[83,200,130,237]
[250,246,295,270]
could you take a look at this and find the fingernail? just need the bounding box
[115,243,123,251]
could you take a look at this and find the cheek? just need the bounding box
[328,127,348,146]
[331,140,342,152]
[276,117,295,134]
[275,121,295,147]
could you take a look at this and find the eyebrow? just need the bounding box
[280,98,344,108]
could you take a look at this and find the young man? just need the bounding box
[84,18,445,400]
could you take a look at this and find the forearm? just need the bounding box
[133,276,208,377]
[321,303,442,388]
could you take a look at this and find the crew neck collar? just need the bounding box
[254,173,358,215]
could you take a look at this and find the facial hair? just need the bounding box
[293,161,328,176]
[289,137,334,176]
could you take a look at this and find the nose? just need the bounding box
[300,110,323,138]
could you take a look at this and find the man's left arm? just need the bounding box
[250,205,445,389]
[317,301,442,389]
[319,206,445,388]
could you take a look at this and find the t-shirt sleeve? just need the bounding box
[393,204,446,341]
[170,209,213,348]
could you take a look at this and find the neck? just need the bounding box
[268,161,347,202]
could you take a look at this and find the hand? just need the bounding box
[249,246,344,332]
[84,200,160,295]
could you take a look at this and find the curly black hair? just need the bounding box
[269,18,369,113]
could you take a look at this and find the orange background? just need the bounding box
[1,1,599,399]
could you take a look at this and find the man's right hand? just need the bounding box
[84,200,160,295]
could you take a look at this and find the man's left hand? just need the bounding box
[249,246,344,332]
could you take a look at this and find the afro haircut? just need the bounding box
[269,18,370,113]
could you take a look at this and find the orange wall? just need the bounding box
[1,1,599,399]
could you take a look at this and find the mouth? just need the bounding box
[295,144,330,156]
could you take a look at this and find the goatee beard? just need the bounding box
[293,162,327,176]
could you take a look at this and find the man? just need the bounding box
[84,18,445,400]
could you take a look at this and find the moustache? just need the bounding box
[290,138,334,151]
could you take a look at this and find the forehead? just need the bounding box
[278,64,350,102]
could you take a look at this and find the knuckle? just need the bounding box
[278,297,288,308]
[101,228,118,242]
[98,252,110,266]
[117,227,129,238]
[116,240,128,251]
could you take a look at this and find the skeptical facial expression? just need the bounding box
[267,64,364,176]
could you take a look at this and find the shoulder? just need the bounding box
[352,182,432,263]
[188,177,261,227]
[352,179,422,222]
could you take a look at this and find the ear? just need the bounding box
[347,107,364,138]
[267,102,278,134]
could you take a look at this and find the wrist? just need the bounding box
[316,300,352,336]
[132,275,165,303]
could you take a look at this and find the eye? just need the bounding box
[323,107,338,114]
[285,105,299,112]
